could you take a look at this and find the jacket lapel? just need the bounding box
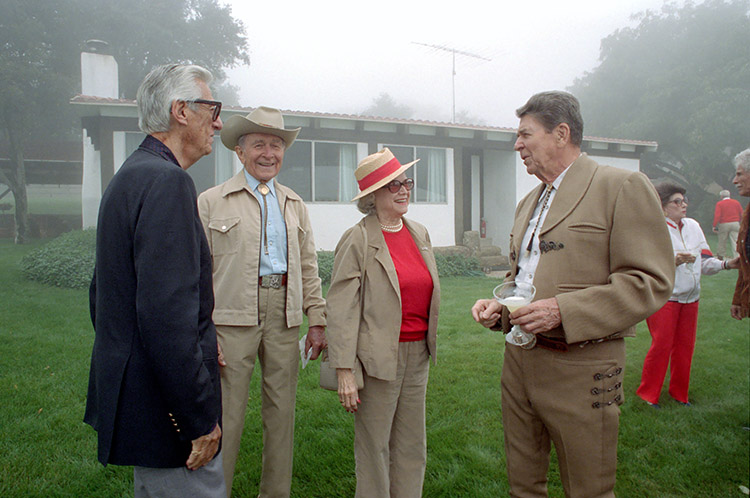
[364,215,401,299]
[220,169,252,197]
[539,154,597,236]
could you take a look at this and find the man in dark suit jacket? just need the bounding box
[472,91,674,497]
[85,64,226,497]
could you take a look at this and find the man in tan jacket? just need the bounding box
[471,91,674,497]
[197,107,326,498]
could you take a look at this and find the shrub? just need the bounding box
[21,229,96,289]
[434,253,484,277]
[317,250,334,285]
[318,250,484,283]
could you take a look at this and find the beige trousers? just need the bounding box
[501,339,626,498]
[217,286,299,498]
[717,221,740,259]
[354,340,430,498]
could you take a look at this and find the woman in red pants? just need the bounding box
[636,183,739,408]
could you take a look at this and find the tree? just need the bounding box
[361,93,414,119]
[570,0,750,225]
[0,0,249,243]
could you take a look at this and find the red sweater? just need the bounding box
[713,198,743,227]
[383,226,434,342]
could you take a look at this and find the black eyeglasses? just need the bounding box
[186,99,222,122]
[383,178,415,193]
[667,197,688,206]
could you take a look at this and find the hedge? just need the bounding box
[20,230,484,290]
[21,229,96,289]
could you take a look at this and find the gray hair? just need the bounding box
[720,189,730,199]
[356,193,376,215]
[136,64,213,135]
[734,148,750,173]
[516,91,584,146]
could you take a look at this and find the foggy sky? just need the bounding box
[223,0,679,128]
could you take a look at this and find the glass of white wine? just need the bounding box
[493,281,537,349]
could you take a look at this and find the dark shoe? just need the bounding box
[646,401,661,409]
[675,401,692,407]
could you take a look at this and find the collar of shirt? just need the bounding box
[141,135,181,168]
[666,218,683,230]
[243,169,278,198]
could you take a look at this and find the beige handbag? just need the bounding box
[320,223,368,392]
[319,348,364,391]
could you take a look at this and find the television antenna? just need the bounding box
[412,42,491,122]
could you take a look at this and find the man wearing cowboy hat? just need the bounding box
[197,106,326,498]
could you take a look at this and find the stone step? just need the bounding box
[477,245,503,257]
[479,255,509,269]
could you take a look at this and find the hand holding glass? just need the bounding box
[493,281,537,349]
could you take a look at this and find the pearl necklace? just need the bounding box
[380,219,403,233]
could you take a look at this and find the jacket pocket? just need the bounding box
[208,217,241,256]
[567,222,607,233]
[556,283,592,292]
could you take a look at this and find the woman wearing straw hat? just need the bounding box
[326,148,440,497]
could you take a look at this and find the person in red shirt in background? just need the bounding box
[712,189,743,260]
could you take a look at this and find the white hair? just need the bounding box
[734,148,750,173]
[136,64,213,135]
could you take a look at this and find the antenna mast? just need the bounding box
[412,42,491,122]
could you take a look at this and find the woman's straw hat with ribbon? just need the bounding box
[351,148,419,200]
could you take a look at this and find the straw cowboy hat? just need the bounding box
[220,106,301,150]
[352,148,419,201]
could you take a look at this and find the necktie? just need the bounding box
[258,183,270,255]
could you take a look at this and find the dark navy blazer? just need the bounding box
[84,137,221,468]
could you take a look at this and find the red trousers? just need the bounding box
[636,300,699,404]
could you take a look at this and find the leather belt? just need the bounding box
[535,333,621,352]
[259,274,287,288]
[535,335,570,352]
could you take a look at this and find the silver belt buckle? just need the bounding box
[260,274,284,289]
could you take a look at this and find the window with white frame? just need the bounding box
[277,140,360,202]
[383,145,447,202]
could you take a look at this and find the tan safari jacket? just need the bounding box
[197,170,326,328]
[326,215,440,381]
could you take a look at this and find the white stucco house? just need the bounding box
[72,48,657,251]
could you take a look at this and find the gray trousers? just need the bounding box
[134,451,226,498]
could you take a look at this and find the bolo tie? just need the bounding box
[258,183,270,255]
[526,184,553,254]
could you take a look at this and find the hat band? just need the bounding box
[357,157,402,192]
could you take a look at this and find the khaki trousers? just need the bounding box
[354,341,430,498]
[717,221,740,259]
[501,339,625,498]
[217,286,300,498]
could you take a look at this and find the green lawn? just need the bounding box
[0,240,748,497]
